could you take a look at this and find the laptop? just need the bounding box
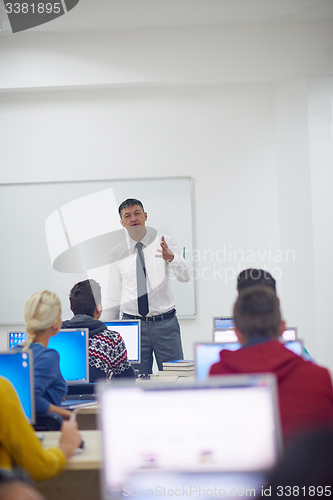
[196,340,305,382]
[99,374,282,500]
[0,350,35,424]
[213,318,298,343]
[104,320,141,363]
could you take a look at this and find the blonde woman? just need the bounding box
[20,291,71,419]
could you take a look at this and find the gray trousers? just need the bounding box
[129,314,184,374]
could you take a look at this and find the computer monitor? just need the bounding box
[195,342,241,382]
[99,374,282,500]
[0,350,35,424]
[281,328,298,341]
[104,320,141,363]
[213,318,298,343]
[8,328,89,384]
[196,340,304,382]
[213,328,238,343]
[213,316,234,330]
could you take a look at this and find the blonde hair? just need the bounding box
[23,291,61,348]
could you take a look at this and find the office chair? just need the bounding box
[33,413,63,431]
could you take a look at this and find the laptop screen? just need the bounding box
[195,342,241,382]
[99,375,281,499]
[104,320,141,363]
[213,319,298,343]
[0,350,35,424]
[196,340,304,382]
[213,317,234,329]
[8,328,89,384]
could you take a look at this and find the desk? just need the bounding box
[77,406,99,430]
[34,430,102,500]
[136,374,196,384]
[75,375,197,431]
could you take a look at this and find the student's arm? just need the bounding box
[0,378,67,481]
[48,403,72,420]
[33,349,69,417]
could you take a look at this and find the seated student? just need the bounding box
[17,291,71,419]
[260,427,333,499]
[0,377,81,482]
[209,286,333,441]
[62,279,135,382]
[237,268,314,361]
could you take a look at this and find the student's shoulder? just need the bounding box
[33,344,60,363]
[91,328,124,344]
[297,358,333,385]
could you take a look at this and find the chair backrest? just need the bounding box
[33,412,63,431]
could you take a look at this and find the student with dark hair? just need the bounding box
[237,268,276,293]
[209,286,333,441]
[62,279,134,382]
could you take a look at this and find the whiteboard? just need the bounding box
[0,177,195,322]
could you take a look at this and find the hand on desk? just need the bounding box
[58,420,82,459]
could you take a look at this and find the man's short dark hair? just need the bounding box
[118,199,145,218]
[233,286,281,340]
[237,268,276,293]
[69,279,101,317]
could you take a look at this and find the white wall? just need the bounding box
[308,76,333,369]
[0,21,332,370]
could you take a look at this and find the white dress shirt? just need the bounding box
[105,227,190,319]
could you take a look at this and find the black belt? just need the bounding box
[122,309,176,322]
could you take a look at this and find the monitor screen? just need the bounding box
[8,331,27,349]
[213,320,298,343]
[8,329,89,384]
[104,320,141,363]
[0,350,35,424]
[282,340,303,357]
[281,328,298,341]
[213,317,234,329]
[195,342,241,382]
[99,375,281,500]
[214,329,238,343]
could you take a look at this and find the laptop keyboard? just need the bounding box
[65,393,96,401]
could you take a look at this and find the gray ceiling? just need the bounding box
[1,0,333,35]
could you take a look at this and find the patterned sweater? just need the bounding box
[62,315,135,382]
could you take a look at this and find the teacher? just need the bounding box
[106,198,190,374]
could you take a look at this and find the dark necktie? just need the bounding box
[136,242,149,317]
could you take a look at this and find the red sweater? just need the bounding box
[209,340,333,440]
